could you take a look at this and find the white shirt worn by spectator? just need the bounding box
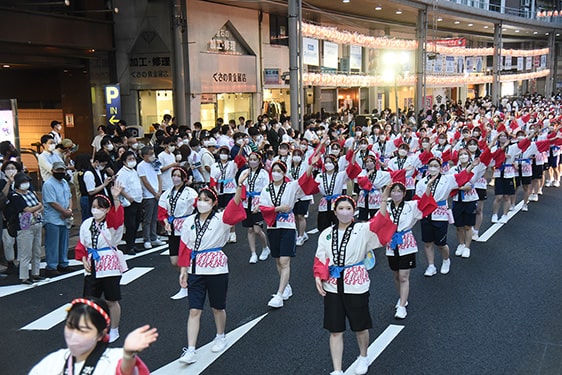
[137,160,161,199]
[115,165,143,207]
[158,150,177,191]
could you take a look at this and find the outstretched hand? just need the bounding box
[123,325,158,354]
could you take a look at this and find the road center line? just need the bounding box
[152,313,268,375]
[344,324,404,375]
[476,200,523,242]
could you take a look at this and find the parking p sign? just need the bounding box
[105,84,121,126]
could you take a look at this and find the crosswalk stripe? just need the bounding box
[21,303,71,331]
[153,313,268,374]
[160,250,170,256]
[344,324,404,375]
[477,200,523,242]
[120,267,154,285]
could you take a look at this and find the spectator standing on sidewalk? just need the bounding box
[137,146,164,250]
[42,161,73,277]
[38,134,64,182]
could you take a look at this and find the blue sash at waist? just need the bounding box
[329,260,364,278]
[87,247,112,262]
[191,247,222,260]
[389,230,412,249]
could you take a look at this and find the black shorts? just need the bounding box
[168,234,180,257]
[405,190,414,201]
[358,207,378,221]
[317,211,336,233]
[515,175,531,187]
[452,200,477,227]
[83,275,122,302]
[242,210,264,228]
[387,252,416,271]
[267,228,296,258]
[218,193,235,209]
[532,164,544,179]
[293,200,311,215]
[420,217,448,246]
[494,177,515,196]
[476,188,487,201]
[188,273,229,310]
[324,286,372,332]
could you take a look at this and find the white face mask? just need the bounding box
[148,155,156,162]
[91,207,106,220]
[182,139,190,145]
[438,139,446,145]
[126,161,137,169]
[355,131,362,138]
[428,166,440,176]
[236,139,244,146]
[197,200,213,214]
[175,154,182,162]
[219,154,229,161]
[292,156,302,163]
[64,330,98,359]
[172,176,183,186]
[365,162,375,170]
[330,149,340,155]
[459,154,470,164]
[106,144,114,151]
[468,145,478,152]
[398,149,408,157]
[324,163,335,172]
[279,149,288,156]
[335,208,355,224]
[422,142,430,149]
[300,145,307,152]
[5,169,16,178]
[271,171,284,182]
[47,144,56,152]
[359,144,368,150]
[249,160,260,169]
[19,182,30,190]
[168,146,176,153]
[131,143,139,150]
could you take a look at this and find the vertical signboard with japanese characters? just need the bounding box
[105,85,121,126]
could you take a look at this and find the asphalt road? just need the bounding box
[1,185,561,375]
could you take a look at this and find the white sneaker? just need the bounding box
[179,348,196,364]
[355,355,369,375]
[152,239,165,246]
[144,241,152,249]
[170,288,188,300]
[472,229,479,241]
[249,253,258,264]
[554,180,560,188]
[282,284,293,300]
[296,236,305,246]
[303,232,309,242]
[228,232,237,243]
[461,247,471,258]
[211,336,227,353]
[267,293,284,308]
[455,244,465,256]
[521,204,528,212]
[395,298,408,308]
[529,194,538,202]
[538,189,544,195]
[259,247,270,261]
[491,214,499,223]
[330,372,344,375]
[394,305,407,319]
[424,265,437,277]
[509,204,515,211]
[499,215,509,224]
[545,180,552,187]
[109,328,120,343]
[440,259,451,274]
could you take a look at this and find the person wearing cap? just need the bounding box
[200,138,218,185]
[49,120,63,145]
[55,138,78,179]
[42,161,73,276]
[37,134,64,182]
[5,172,44,285]
[385,180,438,319]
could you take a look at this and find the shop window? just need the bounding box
[270,15,288,46]
[138,90,173,134]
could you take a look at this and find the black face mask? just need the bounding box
[53,172,66,180]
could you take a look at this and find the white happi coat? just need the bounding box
[158,185,198,235]
[356,169,393,209]
[415,171,472,221]
[314,170,349,212]
[259,180,307,229]
[241,167,270,211]
[210,160,238,194]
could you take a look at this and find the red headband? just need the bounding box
[94,194,111,207]
[200,187,218,202]
[70,298,111,328]
[334,195,356,210]
[172,167,187,180]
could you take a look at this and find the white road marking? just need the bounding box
[344,324,404,375]
[21,303,71,331]
[152,313,268,375]
[477,200,523,242]
[160,250,170,256]
[307,228,319,234]
[120,267,154,285]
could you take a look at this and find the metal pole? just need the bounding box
[416,8,427,117]
[171,0,189,126]
[298,0,304,133]
[546,30,556,96]
[288,0,299,130]
[492,23,502,106]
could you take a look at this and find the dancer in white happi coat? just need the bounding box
[287,148,313,246]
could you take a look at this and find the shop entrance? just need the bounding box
[138,89,173,134]
[200,93,252,129]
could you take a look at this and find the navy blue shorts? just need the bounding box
[452,201,477,227]
[293,200,310,215]
[188,273,229,310]
[494,177,515,196]
[548,154,560,168]
[267,228,296,258]
[420,217,448,246]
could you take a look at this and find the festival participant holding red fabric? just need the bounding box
[177,183,246,365]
